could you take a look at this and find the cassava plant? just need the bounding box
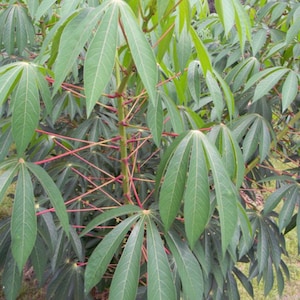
[0,0,299,299]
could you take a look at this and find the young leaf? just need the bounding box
[184,134,210,249]
[109,216,145,300]
[166,230,204,300]
[11,163,37,271]
[120,2,158,105]
[11,63,40,155]
[84,214,140,294]
[159,133,192,230]
[84,2,119,116]
[146,218,177,300]
[26,162,69,236]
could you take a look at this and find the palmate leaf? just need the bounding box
[109,216,145,300]
[166,229,204,300]
[11,163,37,271]
[84,2,119,116]
[159,133,193,230]
[11,63,40,155]
[146,217,177,300]
[208,125,245,188]
[184,135,210,249]
[84,214,140,294]
[119,1,158,105]
[26,162,69,235]
[158,130,240,253]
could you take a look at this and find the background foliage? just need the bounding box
[0,0,299,299]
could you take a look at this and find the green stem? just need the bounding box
[115,59,133,203]
[245,110,300,174]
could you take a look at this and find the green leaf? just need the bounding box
[11,163,37,271]
[252,29,267,56]
[120,2,158,105]
[278,186,299,231]
[253,68,288,102]
[264,184,295,215]
[281,71,299,112]
[30,236,48,284]
[177,26,191,72]
[189,26,212,76]
[244,67,282,91]
[0,64,23,106]
[188,60,201,102]
[206,70,223,120]
[26,163,69,236]
[11,63,40,155]
[208,125,245,187]
[0,164,18,204]
[233,267,254,298]
[84,214,140,294]
[147,94,163,146]
[69,226,84,262]
[80,204,141,237]
[146,218,177,300]
[214,70,235,119]
[84,2,119,116]
[159,133,192,230]
[242,118,260,162]
[155,132,188,199]
[2,253,22,300]
[0,127,13,161]
[215,0,235,36]
[109,216,145,300]
[161,92,184,134]
[200,131,238,254]
[286,17,300,44]
[257,219,269,273]
[35,0,57,21]
[53,7,104,94]
[166,230,204,300]
[184,134,210,248]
